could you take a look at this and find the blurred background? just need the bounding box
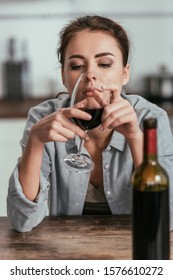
[0,0,173,216]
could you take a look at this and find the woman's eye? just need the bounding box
[99,63,111,68]
[71,65,84,70]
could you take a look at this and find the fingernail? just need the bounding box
[86,114,92,119]
[99,125,103,131]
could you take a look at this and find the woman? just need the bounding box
[7,15,173,232]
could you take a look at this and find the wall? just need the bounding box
[0,119,26,216]
[0,0,173,98]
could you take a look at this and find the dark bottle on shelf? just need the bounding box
[3,38,23,100]
[131,118,170,260]
[21,40,30,98]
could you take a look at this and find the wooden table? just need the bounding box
[0,215,172,260]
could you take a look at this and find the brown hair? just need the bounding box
[57,15,130,68]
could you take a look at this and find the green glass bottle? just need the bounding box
[131,117,170,260]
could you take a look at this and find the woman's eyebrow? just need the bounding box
[95,52,115,58]
[68,52,115,60]
[68,54,85,60]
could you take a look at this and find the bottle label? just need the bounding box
[145,128,157,155]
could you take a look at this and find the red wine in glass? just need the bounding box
[73,108,103,130]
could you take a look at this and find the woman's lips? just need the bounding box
[82,87,101,96]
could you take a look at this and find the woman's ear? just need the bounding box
[122,64,130,86]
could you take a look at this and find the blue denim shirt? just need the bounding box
[7,92,173,232]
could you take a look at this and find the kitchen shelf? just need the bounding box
[0,97,54,118]
[1,96,173,119]
[145,96,173,116]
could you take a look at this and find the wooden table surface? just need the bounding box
[0,215,172,260]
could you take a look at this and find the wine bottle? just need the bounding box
[131,117,170,260]
[3,38,23,100]
[21,40,30,98]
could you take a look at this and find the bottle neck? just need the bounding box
[144,127,157,162]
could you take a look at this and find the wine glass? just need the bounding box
[62,72,111,172]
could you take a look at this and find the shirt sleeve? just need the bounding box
[7,163,49,232]
[156,110,173,230]
[6,106,51,232]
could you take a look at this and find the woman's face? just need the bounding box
[61,30,129,96]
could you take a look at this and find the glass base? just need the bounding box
[62,153,94,173]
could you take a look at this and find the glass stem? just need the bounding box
[77,130,88,156]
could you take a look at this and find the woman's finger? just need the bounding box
[101,100,132,129]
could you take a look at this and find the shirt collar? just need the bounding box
[66,131,126,153]
[109,130,126,152]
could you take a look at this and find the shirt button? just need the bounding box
[104,163,109,170]
[106,190,111,196]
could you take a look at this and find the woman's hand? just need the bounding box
[100,86,141,140]
[76,84,141,140]
[30,108,91,144]
[19,107,92,201]
[96,84,143,168]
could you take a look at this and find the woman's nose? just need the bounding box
[84,72,97,83]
